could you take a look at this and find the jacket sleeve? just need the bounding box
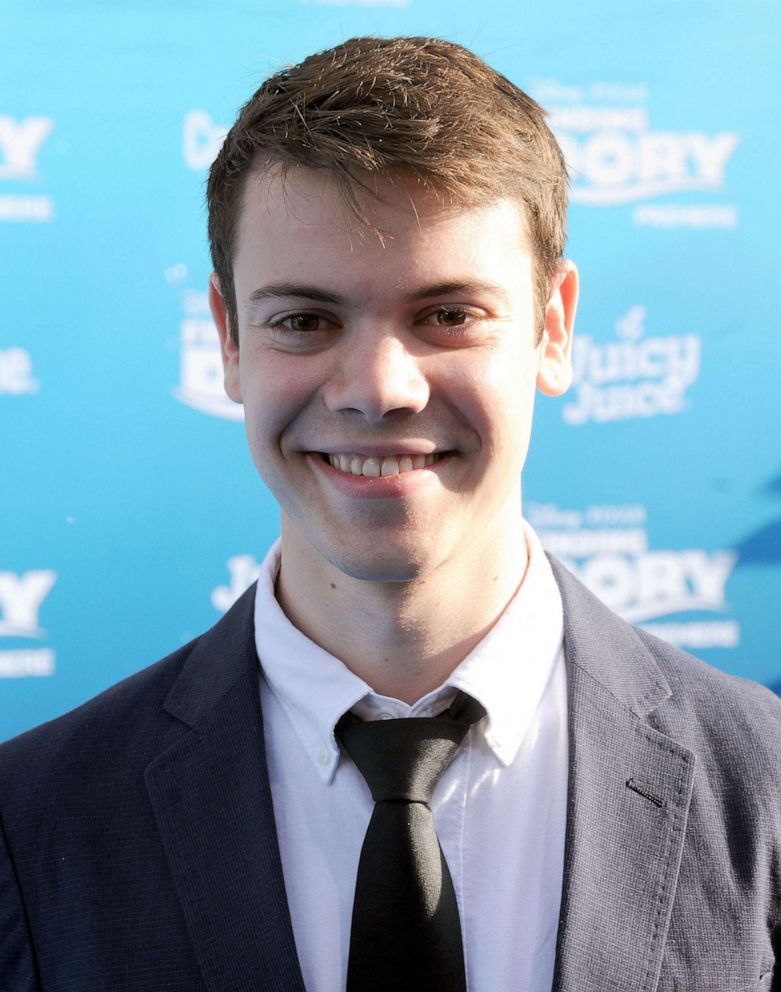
[0,815,40,992]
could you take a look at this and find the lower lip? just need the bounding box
[309,453,451,499]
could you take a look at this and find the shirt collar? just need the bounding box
[253,520,563,781]
[444,522,564,766]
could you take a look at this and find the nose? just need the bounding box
[322,331,430,423]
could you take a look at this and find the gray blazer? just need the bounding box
[1,558,779,991]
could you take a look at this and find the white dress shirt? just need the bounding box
[254,521,568,992]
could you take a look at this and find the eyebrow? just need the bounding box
[247,284,342,306]
[245,280,509,308]
[407,281,509,302]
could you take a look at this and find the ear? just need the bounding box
[209,273,242,404]
[537,260,578,397]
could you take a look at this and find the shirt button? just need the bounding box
[316,745,331,766]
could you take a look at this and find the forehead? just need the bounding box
[233,166,533,286]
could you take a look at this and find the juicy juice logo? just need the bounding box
[563,307,701,425]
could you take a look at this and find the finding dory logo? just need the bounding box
[529,503,740,651]
[530,79,740,229]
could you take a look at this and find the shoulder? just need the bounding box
[549,552,781,768]
[635,624,781,768]
[637,622,781,718]
[0,642,202,876]
[0,637,197,800]
[0,583,258,783]
[0,588,260,920]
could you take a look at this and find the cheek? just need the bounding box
[466,350,539,441]
[239,354,311,441]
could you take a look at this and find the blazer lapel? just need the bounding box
[549,559,696,992]
[145,587,305,992]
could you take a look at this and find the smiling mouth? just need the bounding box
[321,452,444,478]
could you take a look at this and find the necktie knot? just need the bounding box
[336,717,467,803]
[335,692,485,992]
[336,693,486,804]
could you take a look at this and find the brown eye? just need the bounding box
[436,307,467,326]
[286,314,322,333]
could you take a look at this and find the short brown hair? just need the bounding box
[207,36,569,343]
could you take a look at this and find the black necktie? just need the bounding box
[336,692,486,992]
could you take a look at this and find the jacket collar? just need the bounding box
[548,556,695,992]
[550,555,675,716]
[160,583,259,729]
[145,586,306,992]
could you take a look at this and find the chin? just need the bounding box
[326,544,433,584]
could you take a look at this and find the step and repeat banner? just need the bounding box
[2,1,780,742]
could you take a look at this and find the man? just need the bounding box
[1,35,780,992]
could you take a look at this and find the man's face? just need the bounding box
[211,167,577,584]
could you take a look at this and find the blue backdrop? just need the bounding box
[2,0,780,742]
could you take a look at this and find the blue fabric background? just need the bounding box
[2,0,779,741]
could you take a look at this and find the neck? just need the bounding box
[275,516,528,704]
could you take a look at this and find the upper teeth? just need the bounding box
[327,453,440,477]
